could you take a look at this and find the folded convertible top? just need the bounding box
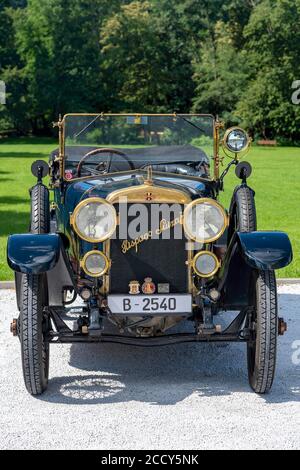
[50,144,209,170]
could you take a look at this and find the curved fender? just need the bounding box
[236,231,293,270]
[7,233,61,274]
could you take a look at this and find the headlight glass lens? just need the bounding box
[73,198,116,242]
[193,251,219,277]
[82,251,109,277]
[184,199,227,243]
[226,129,248,152]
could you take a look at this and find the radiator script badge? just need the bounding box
[129,280,140,295]
[121,216,183,254]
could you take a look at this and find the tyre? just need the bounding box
[228,186,257,241]
[247,270,278,394]
[20,274,50,395]
[30,184,50,234]
[19,183,51,395]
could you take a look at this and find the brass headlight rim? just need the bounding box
[70,197,117,243]
[80,250,110,278]
[192,250,221,278]
[183,198,228,244]
[222,126,251,154]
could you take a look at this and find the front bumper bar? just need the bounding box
[47,307,249,347]
[49,332,247,346]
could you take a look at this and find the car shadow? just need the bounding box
[39,293,300,406]
[43,342,248,405]
[0,210,29,236]
[0,152,49,159]
[0,196,28,205]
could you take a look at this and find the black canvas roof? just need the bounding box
[51,145,209,170]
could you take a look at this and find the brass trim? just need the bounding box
[62,169,214,185]
[222,127,251,154]
[70,197,117,243]
[59,113,218,181]
[80,250,110,278]
[58,115,64,180]
[192,250,221,278]
[106,184,191,205]
[183,198,228,244]
[102,241,111,295]
[144,165,153,185]
[102,183,192,295]
[214,119,221,179]
[62,113,214,120]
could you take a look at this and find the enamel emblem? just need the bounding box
[129,280,140,295]
[145,192,153,201]
[142,277,156,295]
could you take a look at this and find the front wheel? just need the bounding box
[20,274,50,395]
[247,270,278,394]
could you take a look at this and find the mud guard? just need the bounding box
[7,234,76,308]
[7,233,61,274]
[236,231,293,270]
[218,231,293,310]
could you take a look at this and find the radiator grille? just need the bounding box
[109,203,188,294]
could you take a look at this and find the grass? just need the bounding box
[0,138,55,281]
[0,138,299,280]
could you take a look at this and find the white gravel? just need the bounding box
[0,285,299,450]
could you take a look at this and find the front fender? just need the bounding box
[7,233,61,274]
[237,231,293,270]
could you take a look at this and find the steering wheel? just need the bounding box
[77,148,134,177]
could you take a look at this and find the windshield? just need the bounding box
[63,114,215,178]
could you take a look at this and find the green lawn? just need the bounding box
[0,138,299,280]
[0,138,55,281]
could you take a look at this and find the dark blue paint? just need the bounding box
[58,174,211,260]
[7,233,61,274]
[64,174,209,212]
[237,231,293,270]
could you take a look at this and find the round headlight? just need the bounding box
[81,251,110,277]
[184,198,228,243]
[193,251,220,278]
[71,197,117,243]
[224,127,250,153]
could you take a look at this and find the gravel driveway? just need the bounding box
[0,285,299,450]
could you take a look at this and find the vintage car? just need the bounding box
[7,113,292,396]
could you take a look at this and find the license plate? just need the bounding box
[107,294,192,315]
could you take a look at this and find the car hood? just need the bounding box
[64,174,213,210]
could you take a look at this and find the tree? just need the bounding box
[192,21,249,120]
[11,0,122,133]
[236,0,300,140]
[101,1,192,112]
[0,1,28,132]
[101,0,231,113]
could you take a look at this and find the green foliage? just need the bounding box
[236,0,300,140]
[1,0,300,141]
[192,21,249,120]
[100,1,195,112]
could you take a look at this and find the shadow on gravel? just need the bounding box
[39,294,300,406]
